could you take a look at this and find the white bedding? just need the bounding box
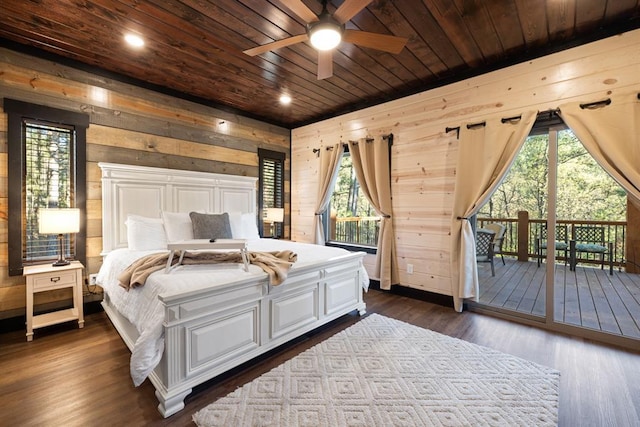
[97,239,369,386]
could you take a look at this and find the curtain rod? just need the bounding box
[347,134,393,145]
[538,108,560,117]
[445,126,460,139]
[312,134,394,154]
[580,98,611,110]
[466,121,486,130]
[501,114,521,123]
[446,111,528,137]
[311,145,337,155]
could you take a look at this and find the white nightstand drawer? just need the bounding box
[32,270,77,291]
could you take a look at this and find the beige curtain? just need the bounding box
[349,136,398,289]
[314,143,345,244]
[450,111,537,311]
[559,92,640,206]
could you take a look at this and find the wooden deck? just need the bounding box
[477,258,640,339]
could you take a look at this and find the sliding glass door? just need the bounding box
[473,122,639,348]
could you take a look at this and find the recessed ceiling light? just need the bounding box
[124,33,144,48]
[280,95,292,105]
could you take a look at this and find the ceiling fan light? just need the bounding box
[308,10,343,52]
[310,25,342,51]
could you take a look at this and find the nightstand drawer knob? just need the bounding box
[50,276,61,283]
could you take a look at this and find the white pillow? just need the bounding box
[227,211,243,238]
[240,212,261,240]
[162,211,194,242]
[125,214,167,250]
[227,212,260,240]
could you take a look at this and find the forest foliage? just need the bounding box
[479,130,626,221]
[331,154,376,218]
[26,123,72,259]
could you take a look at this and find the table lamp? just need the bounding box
[39,208,80,267]
[264,208,284,238]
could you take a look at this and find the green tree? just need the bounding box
[331,153,375,218]
[26,123,72,259]
[480,130,626,221]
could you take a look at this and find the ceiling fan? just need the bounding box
[243,0,408,80]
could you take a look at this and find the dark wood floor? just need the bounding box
[1,290,639,426]
[478,258,640,339]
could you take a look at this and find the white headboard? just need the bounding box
[99,162,257,254]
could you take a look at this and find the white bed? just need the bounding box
[97,163,367,418]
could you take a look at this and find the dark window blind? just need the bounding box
[262,157,283,208]
[258,149,285,237]
[24,121,75,262]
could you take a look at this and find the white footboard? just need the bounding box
[105,251,366,418]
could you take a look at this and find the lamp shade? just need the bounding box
[264,208,284,223]
[39,208,80,234]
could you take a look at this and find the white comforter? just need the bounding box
[97,239,369,386]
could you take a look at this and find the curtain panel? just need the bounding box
[348,136,398,289]
[314,143,345,244]
[450,111,537,312]
[559,92,640,207]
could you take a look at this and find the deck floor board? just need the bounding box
[478,258,640,339]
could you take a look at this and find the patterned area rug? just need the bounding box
[193,314,559,426]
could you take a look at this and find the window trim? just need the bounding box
[258,148,285,238]
[5,99,88,276]
[324,137,393,253]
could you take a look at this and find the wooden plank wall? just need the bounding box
[0,48,290,319]
[291,29,640,298]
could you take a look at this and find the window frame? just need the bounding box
[258,148,285,238]
[324,145,379,254]
[5,99,88,276]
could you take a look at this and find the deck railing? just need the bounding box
[331,216,380,246]
[331,212,627,268]
[477,212,626,268]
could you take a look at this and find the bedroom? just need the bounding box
[1,1,640,425]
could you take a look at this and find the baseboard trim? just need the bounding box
[368,280,454,308]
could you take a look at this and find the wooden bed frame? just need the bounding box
[98,163,367,418]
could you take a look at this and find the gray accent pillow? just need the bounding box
[189,212,232,240]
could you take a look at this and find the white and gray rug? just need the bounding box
[193,314,559,426]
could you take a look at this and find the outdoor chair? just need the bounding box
[476,229,496,276]
[570,226,613,275]
[484,223,506,265]
[537,224,569,267]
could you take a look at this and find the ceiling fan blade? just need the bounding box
[343,29,407,54]
[317,50,333,80]
[243,34,309,56]
[333,0,373,24]
[281,0,319,23]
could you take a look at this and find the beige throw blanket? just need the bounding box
[118,250,297,290]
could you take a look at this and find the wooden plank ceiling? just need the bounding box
[1,0,639,128]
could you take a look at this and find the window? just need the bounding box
[328,149,379,249]
[6,99,88,276]
[258,148,285,237]
[25,121,74,261]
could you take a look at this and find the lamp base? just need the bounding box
[52,233,70,267]
[52,259,71,267]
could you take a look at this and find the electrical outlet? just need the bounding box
[407,264,413,274]
[89,274,98,285]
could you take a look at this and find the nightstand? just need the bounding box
[24,261,85,341]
